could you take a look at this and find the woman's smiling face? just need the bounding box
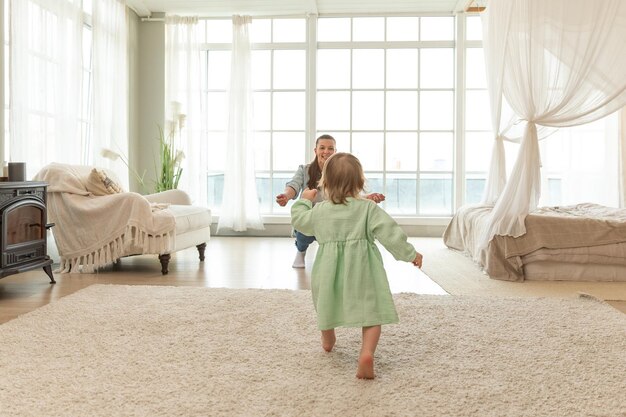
[314,139,336,169]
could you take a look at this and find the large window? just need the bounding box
[317,16,455,216]
[203,15,457,217]
[201,18,307,215]
[4,0,94,165]
[202,13,619,218]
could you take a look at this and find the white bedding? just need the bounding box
[443,203,626,282]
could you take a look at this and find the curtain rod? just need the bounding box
[140,11,456,22]
[141,14,312,22]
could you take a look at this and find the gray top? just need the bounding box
[285,163,324,204]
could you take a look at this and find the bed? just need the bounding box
[443,203,626,282]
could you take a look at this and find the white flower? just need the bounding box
[174,150,185,164]
[170,101,182,118]
[99,147,146,190]
[100,148,121,161]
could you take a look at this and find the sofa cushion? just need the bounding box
[167,205,212,235]
[86,168,124,195]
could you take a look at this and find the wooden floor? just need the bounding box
[0,236,624,324]
[0,237,446,324]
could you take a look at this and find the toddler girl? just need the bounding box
[291,152,423,379]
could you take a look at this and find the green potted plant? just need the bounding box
[155,104,186,192]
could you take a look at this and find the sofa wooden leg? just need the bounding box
[158,253,171,275]
[196,243,206,261]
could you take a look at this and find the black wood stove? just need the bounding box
[0,181,55,283]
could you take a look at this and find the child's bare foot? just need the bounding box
[321,329,336,352]
[356,352,375,379]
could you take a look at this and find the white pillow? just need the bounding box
[85,168,124,196]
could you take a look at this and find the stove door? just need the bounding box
[2,199,47,268]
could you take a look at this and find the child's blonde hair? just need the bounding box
[319,153,365,204]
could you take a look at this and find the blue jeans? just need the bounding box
[294,230,316,252]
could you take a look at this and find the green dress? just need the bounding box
[291,197,417,330]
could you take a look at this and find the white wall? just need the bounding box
[130,10,165,194]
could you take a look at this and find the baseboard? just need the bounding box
[211,223,445,238]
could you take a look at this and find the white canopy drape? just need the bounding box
[165,16,207,204]
[479,0,626,247]
[217,15,264,232]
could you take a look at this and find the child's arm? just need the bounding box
[301,188,318,202]
[368,203,422,266]
[291,199,316,236]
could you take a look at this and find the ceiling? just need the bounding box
[126,0,480,18]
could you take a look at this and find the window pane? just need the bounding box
[420,174,453,215]
[465,90,491,130]
[273,50,305,89]
[273,132,304,171]
[386,17,419,41]
[386,91,418,130]
[386,174,417,214]
[352,132,384,171]
[273,18,305,42]
[273,92,305,130]
[317,49,350,89]
[420,91,453,130]
[387,49,418,89]
[326,132,349,153]
[353,49,384,89]
[256,175,272,213]
[539,115,619,207]
[207,133,227,170]
[353,17,384,41]
[250,19,271,43]
[82,27,92,71]
[253,92,270,130]
[465,176,486,204]
[465,132,492,172]
[466,48,487,89]
[544,178,562,206]
[206,20,232,43]
[251,50,271,90]
[420,132,453,171]
[207,173,224,208]
[254,132,270,171]
[387,133,417,171]
[352,91,384,130]
[420,17,454,41]
[208,51,231,89]
[317,91,350,130]
[207,92,228,130]
[365,173,384,196]
[420,48,453,88]
[273,174,293,213]
[466,16,483,41]
[318,18,350,42]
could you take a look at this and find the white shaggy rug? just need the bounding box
[0,285,625,417]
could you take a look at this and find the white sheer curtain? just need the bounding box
[165,16,207,204]
[9,0,83,177]
[217,15,264,232]
[480,0,626,247]
[92,0,128,187]
[620,108,626,207]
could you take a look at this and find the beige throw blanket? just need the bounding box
[443,203,626,281]
[34,163,176,273]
